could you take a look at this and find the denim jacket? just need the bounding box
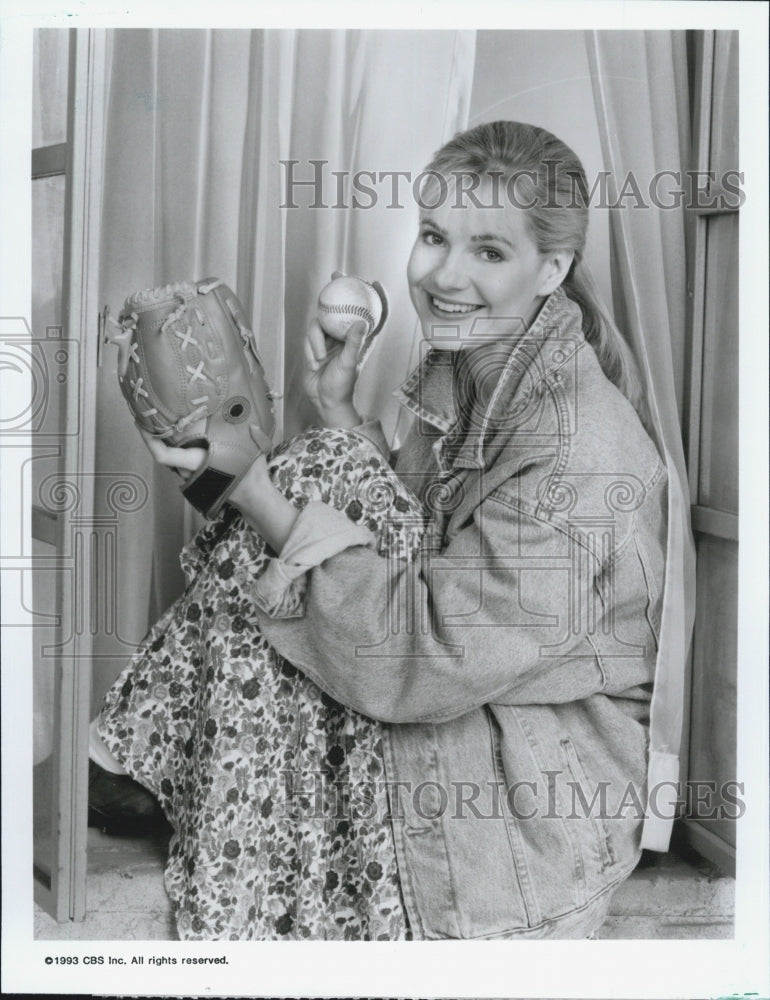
[252,287,668,938]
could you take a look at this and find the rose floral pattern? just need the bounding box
[97,427,427,940]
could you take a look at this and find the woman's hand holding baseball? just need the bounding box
[304,271,366,430]
[303,316,366,429]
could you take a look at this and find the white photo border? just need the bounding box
[2,2,768,997]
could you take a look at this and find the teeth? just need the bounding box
[431,296,480,314]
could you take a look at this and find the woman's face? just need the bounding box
[407,179,565,350]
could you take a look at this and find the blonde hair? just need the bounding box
[425,121,648,423]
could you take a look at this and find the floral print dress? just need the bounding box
[96,428,427,941]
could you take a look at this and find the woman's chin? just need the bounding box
[421,333,466,352]
[419,317,476,351]
[419,319,521,351]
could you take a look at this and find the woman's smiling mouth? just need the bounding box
[428,294,483,315]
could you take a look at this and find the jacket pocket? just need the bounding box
[559,736,615,871]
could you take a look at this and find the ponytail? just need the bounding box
[563,258,651,431]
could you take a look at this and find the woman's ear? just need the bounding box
[537,250,574,296]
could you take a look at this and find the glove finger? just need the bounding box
[331,269,344,280]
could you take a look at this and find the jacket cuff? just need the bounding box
[250,501,376,618]
[349,417,390,459]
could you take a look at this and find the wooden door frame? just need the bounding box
[33,26,106,923]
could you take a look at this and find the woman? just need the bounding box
[94,120,667,939]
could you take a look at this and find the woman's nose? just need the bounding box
[431,251,467,291]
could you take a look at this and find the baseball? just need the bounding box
[317,275,383,341]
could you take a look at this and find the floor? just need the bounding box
[34,830,734,940]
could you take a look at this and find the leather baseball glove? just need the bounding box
[106,278,276,519]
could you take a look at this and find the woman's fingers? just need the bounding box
[338,320,367,370]
[331,270,344,280]
[303,333,320,373]
[306,319,329,366]
[137,425,206,474]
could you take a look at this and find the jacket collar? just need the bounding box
[394,286,586,470]
[393,348,458,435]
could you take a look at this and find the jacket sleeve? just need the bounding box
[249,480,608,724]
[251,501,376,618]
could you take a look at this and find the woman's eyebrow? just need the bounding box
[418,218,446,233]
[470,232,515,249]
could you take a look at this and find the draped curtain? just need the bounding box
[92,28,475,708]
[34,31,696,844]
[585,31,697,850]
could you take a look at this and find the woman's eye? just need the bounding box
[480,248,503,262]
[421,230,443,246]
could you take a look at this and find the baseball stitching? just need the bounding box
[318,302,375,329]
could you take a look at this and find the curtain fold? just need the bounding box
[93,28,475,709]
[280,30,476,441]
[585,30,697,851]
